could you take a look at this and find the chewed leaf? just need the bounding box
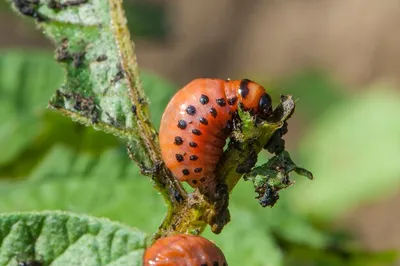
[9,0,157,168]
[221,95,296,191]
[244,151,313,207]
[0,211,147,266]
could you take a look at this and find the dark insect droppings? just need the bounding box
[175,154,184,162]
[48,0,88,9]
[111,63,124,83]
[131,105,137,115]
[189,155,198,161]
[174,136,183,145]
[216,98,226,106]
[182,169,190,175]
[192,129,202,136]
[210,107,217,118]
[200,177,206,182]
[199,94,209,105]
[96,54,108,62]
[199,117,208,125]
[177,119,187,129]
[194,168,202,173]
[189,142,198,148]
[186,105,196,115]
[14,0,47,21]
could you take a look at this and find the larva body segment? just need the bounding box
[143,234,227,266]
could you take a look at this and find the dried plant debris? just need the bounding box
[244,151,313,207]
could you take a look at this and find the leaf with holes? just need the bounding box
[0,211,147,266]
[9,0,159,169]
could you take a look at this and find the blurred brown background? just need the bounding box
[1,0,399,258]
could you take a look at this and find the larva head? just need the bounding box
[236,79,272,118]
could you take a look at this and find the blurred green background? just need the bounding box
[1,0,400,265]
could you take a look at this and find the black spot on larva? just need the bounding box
[200,177,206,182]
[216,98,226,107]
[175,154,184,162]
[228,96,237,105]
[199,117,208,125]
[186,105,196,115]
[210,107,217,118]
[200,264,207,266]
[174,136,183,145]
[177,120,187,129]
[199,94,209,105]
[192,180,198,185]
[239,79,250,98]
[192,129,202,136]
[189,155,198,161]
[194,168,202,173]
[182,169,190,175]
[189,142,198,148]
[213,262,219,266]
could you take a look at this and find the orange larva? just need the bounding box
[143,234,227,266]
[159,78,272,189]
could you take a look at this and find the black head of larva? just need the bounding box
[258,93,273,118]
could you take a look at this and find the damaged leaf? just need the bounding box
[9,0,157,168]
[244,151,313,207]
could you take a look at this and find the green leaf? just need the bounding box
[231,182,331,249]
[0,211,147,266]
[124,1,168,40]
[290,86,400,220]
[0,51,64,165]
[203,205,283,266]
[0,146,166,233]
[0,49,176,178]
[9,0,162,169]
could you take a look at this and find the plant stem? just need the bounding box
[109,0,187,207]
